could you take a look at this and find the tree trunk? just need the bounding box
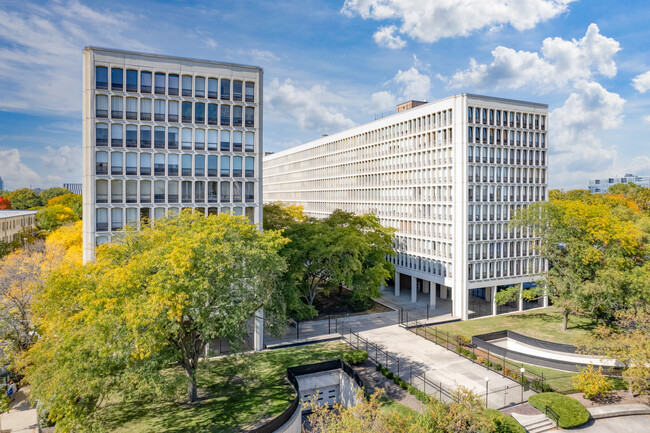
[562,309,569,331]
[184,362,198,403]
[339,284,343,296]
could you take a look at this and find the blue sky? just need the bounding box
[1,0,649,190]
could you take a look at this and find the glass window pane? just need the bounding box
[220,156,230,176]
[195,155,205,176]
[245,157,254,177]
[233,106,242,126]
[140,71,152,93]
[140,98,151,121]
[126,70,137,92]
[195,102,205,124]
[208,130,218,150]
[195,129,205,150]
[245,107,254,127]
[182,102,192,123]
[182,155,192,176]
[140,126,151,149]
[154,127,165,149]
[154,99,165,121]
[195,77,205,97]
[168,100,179,122]
[168,74,179,95]
[96,95,108,118]
[182,129,192,149]
[233,80,242,101]
[111,68,123,90]
[126,125,137,148]
[96,66,108,89]
[168,127,178,149]
[220,105,230,126]
[111,96,123,119]
[208,156,218,176]
[208,78,218,98]
[233,131,242,152]
[233,156,242,177]
[182,75,192,96]
[155,73,166,94]
[220,79,230,100]
[111,124,123,146]
[220,131,230,151]
[245,82,254,102]
[245,132,255,152]
[96,123,108,146]
[208,103,218,124]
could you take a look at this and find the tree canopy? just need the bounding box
[36,204,79,231]
[48,193,82,219]
[24,211,289,431]
[38,187,71,205]
[5,188,41,209]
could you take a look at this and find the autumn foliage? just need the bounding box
[0,196,10,209]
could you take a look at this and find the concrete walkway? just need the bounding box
[0,387,39,433]
[358,324,535,409]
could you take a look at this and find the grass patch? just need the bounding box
[378,396,419,419]
[99,341,352,433]
[436,307,597,346]
[528,392,590,429]
[485,408,526,433]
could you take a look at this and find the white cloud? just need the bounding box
[250,49,279,63]
[342,0,575,44]
[266,79,356,133]
[370,90,398,112]
[632,71,650,93]
[628,156,650,175]
[0,149,42,190]
[38,145,82,186]
[549,81,625,187]
[394,66,431,100]
[373,25,406,49]
[642,115,650,124]
[449,24,620,92]
[0,1,146,116]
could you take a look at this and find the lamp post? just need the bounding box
[520,367,526,402]
[484,376,490,408]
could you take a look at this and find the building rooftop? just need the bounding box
[0,210,37,219]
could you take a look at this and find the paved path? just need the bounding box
[357,324,535,409]
[561,415,650,432]
[0,387,39,433]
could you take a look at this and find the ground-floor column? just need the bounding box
[518,284,524,312]
[394,271,401,297]
[253,308,264,351]
[492,286,497,316]
[411,276,417,303]
[429,280,436,308]
[542,286,549,307]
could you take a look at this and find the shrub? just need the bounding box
[485,408,526,433]
[376,363,382,372]
[386,371,394,380]
[400,380,408,390]
[0,395,9,414]
[530,379,553,393]
[469,353,478,361]
[343,349,368,366]
[393,376,401,385]
[572,365,612,400]
[529,392,590,429]
[455,346,462,354]
[477,356,485,365]
[454,334,472,346]
[493,363,503,371]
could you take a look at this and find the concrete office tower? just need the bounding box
[82,48,263,263]
[264,95,548,320]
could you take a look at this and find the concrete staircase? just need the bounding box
[511,413,557,433]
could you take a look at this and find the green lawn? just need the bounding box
[378,396,420,419]
[436,307,597,346]
[528,392,590,429]
[99,341,352,433]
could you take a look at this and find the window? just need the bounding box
[220,181,230,202]
[111,68,123,90]
[208,156,218,176]
[111,208,123,230]
[195,102,205,123]
[195,155,205,176]
[220,156,230,176]
[140,98,152,121]
[126,154,137,176]
[182,75,192,96]
[195,129,205,150]
[152,154,164,176]
[168,181,178,202]
[233,131,242,151]
[155,73,166,94]
[207,103,219,124]
[126,125,138,147]
[245,132,254,152]
[96,123,108,146]
[111,152,123,175]
[111,96,123,119]
[195,77,205,97]
[182,181,194,202]
[96,95,108,118]
[154,127,165,149]
[111,124,123,146]
[140,153,151,175]
[96,66,108,89]
[195,181,205,202]
[168,100,179,122]
[140,126,151,148]
[233,80,242,101]
[154,180,165,203]
[208,78,218,98]
[245,157,254,177]
[220,131,230,151]
[168,154,179,176]
[182,102,192,123]
[182,155,192,176]
[233,182,242,202]
[140,71,152,93]
[221,79,230,100]
[245,107,254,127]
[168,74,179,95]
[233,106,242,126]
[245,82,254,102]
[168,127,178,149]
[154,99,165,121]
[125,97,137,120]
[208,130,218,150]
[245,182,254,202]
[140,181,151,203]
[182,129,192,149]
[233,156,242,177]
[95,152,108,175]
[208,182,218,202]
[221,105,230,126]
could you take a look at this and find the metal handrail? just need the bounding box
[545,405,560,426]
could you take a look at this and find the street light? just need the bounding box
[484,376,490,408]
[520,367,526,402]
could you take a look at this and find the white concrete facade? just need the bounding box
[0,210,37,243]
[588,173,650,193]
[82,47,263,262]
[263,94,548,320]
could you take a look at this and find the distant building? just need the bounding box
[0,177,4,191]
[0,210,37,243]
[588,174,650,193]
[64,183,83,195]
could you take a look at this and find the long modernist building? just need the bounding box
[264,95,548,320]
[82,48,263,262]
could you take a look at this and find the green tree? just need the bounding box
[5,188,41,209]
[263,201,306,231]
[38,187,70,205]
[35,204,78,231]
[25,211,289,431]
[47,193,82,219]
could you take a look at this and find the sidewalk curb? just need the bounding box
[588,403,650,420]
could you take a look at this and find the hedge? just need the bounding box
[485,408,526,433]
[343,349,368,365]
[528,392,590,429]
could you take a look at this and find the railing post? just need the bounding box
[297,320,299,340]
[328,315,331,334]
[397,358,400,377]
[427,303,429,320]
[409,366,412,385]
